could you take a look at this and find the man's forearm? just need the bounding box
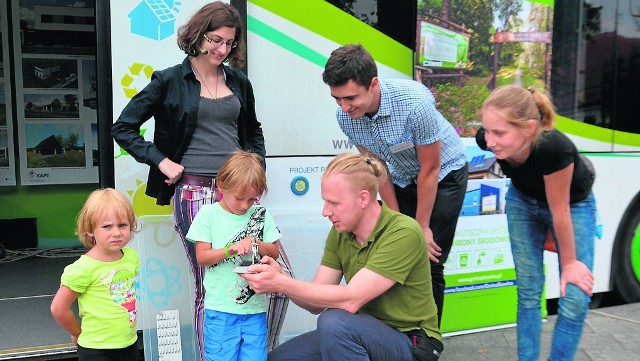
[415,171,438,228]
[288,294,327,315]
[277,276,362,314]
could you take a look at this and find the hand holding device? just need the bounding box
[232,240,260,273]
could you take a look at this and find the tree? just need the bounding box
[449,0,494,75]
[493,0,524,66]
[50,98,62,111]
[326,0,376,27]
[495,0,523,31]
[64,94,78,112]
[525,3,551,74]
[62,133,80,150]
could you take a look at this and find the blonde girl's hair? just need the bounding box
[216,150,267,197]
[322,152,388,196]
[481,85,556,144]
[76,188,138,247]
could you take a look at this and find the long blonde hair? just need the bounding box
[481,85,556,144]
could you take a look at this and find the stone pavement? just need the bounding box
[439,302,640,361]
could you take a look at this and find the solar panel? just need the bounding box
[145,0,175,22]
[470,155,486,166]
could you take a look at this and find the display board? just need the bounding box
[417,20,470,69]
[11,0,98,185]
[442,176,516,333]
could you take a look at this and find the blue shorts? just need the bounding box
[204,309,267,361]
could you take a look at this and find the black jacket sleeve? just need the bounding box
[112,71,168,168]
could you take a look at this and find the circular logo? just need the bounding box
[290,176,309,196]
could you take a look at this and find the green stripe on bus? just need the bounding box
[249,0,412,75]
[248,16,327,67]
[527,0,554,7]
[582,153,640,157]
[557,116,640,148]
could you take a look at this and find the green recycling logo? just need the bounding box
[121,63,154,98]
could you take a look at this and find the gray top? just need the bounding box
[181,94,241,177]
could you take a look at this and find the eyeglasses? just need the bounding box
[203,33,238,49]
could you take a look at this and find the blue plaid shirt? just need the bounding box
[337,79,466,187]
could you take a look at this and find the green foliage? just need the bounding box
[495,66,545,89]
[61,133,80,150]
[27,152,47,168]
[27,150,86,168]
[431,77,490,135]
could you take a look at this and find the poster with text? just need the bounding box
[12,0,97,185]
[442,178,517,333]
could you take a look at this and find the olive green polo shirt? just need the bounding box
[321,202,441,340]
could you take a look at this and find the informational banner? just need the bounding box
[0,3,16,185]
[11,0,98,185]
[417,21,470,69]
[441,176,516,333]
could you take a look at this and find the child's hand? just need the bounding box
[71,334,79,345]
[228,237,257,256]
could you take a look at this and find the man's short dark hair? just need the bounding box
[322,44,377,88]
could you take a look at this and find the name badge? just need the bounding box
[389,141,414,153]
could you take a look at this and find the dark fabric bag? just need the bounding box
[405,329,443,361]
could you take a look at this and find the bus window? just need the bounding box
[552,1,615,129]
[631,0,640,17]
[614,0,640,135]
[325,0,416,49]
[552,0,640,136]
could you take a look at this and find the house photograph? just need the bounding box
[22,57,78,89]
[25,122,85,168]
[23,93,79,119]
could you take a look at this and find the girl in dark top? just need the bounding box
[476,85,596,361]
[112,2,264,359]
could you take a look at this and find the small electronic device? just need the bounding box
[232,240,260,273]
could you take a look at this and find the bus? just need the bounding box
[549,0,640,304]
[0,0,639,358]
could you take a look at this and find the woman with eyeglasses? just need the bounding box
[112,2,265,359]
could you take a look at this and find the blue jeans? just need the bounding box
[506,187,595,361]
[268,309,414,361]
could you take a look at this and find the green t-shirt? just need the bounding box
[186,203,281,314]
[61,247,139,349]
[321,202,441,340]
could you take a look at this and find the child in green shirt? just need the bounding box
[51,188,140,360]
